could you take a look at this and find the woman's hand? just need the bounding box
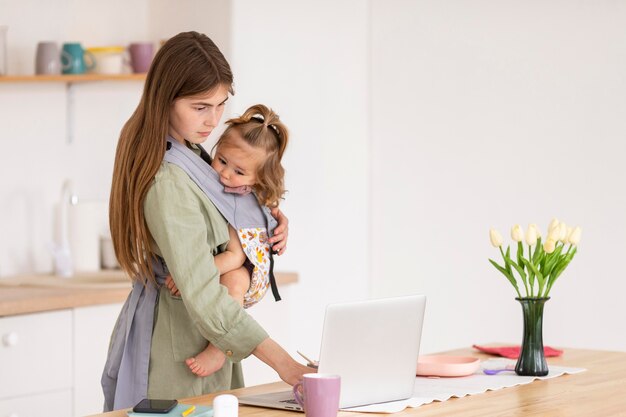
[252,338,316,386]
[165,275,180,296]
[269,207,289,255]
[280,360,317,386]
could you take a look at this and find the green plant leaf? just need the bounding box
[534,251,544,275]
[545,261,570,296]
[566,246,578,261]
[525,247,536,295]
[517,242,525,271]
[505,254,529,296]
[533,239,543,263]
[544,248,576,293]
[522,258,545,293]
[489,258,521,297]
[506,255,527,281]
[543,245,564,277]
[505,246,512,275]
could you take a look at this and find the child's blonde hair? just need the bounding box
[216,104,288,207]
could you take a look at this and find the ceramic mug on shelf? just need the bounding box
[128,42,154,73]
[87,46,126,74]
[35,41,61,75]
[61,42,95,74]
[293,374,341,417]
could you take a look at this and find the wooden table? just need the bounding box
[87,347,626,417]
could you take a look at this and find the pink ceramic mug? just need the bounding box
[293,374,341,417]
[128,42,154,73]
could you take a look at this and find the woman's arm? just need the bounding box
[253,337,315,385]
[165,225,245,296]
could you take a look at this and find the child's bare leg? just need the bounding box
[214,226,247,274]
[185,267,251,376]
[220,266,252,306]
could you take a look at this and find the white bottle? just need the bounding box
[52,179,77,277]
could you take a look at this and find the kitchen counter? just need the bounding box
[0,271,298,317]
[0,285,130,316]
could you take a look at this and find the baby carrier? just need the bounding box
[102,137,282,411]
[163,137,281,306]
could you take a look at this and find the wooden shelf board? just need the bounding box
[0,73,146,83]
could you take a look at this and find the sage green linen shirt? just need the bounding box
[144,157,269,399]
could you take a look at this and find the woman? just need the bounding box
[101,31,310,411]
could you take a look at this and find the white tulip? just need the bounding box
[548,218,560,232]
[489,229,504,247]
[529,223,541,238]
[558,222,568,242]
[569,226,582,245]
[511,224,524,242]
[543,238,557,254]
[525,225,538,246]
[548,223,561,240]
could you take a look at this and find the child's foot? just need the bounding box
[185,345,226,377]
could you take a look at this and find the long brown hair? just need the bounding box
[216,104,289,207]
[110,31,234,284]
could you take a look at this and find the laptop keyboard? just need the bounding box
[279,399,298,405]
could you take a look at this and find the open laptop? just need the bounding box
[238,294,426,410]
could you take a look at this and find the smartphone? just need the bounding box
[133,398,178,414]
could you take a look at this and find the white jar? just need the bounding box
[86,46,126,74]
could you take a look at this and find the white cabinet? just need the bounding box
[73,304,123,417]
[0,304,122,417]
[0,310,72,400]
[0,390,72,417]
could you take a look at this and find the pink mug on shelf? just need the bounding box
[293,373,341,417]
[128,42,154,73]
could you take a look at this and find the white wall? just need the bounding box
[1,0,624,377]
[148,0,232,59]
[0,0,148,275]
[230,0,370,361]
[370,0,626,353]
[0,0,370,380]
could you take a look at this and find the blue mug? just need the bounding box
[61,42,95,74]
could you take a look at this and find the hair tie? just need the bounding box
[267,123,280,137]
[251,115,265,125]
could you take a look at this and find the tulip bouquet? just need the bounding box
[488,219,581,298]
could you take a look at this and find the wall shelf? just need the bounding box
[0,73,147,143]
[0,73,146,83]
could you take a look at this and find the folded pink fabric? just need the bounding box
[472,344,563,359]
[223,185,253,195]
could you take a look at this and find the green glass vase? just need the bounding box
[515,297,550,376]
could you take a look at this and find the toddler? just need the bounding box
[167,104,289,376]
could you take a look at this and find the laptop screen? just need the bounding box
[317,294,426,408]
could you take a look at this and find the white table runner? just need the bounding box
[343,359,586,413]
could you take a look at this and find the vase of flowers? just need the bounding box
[488,219,581,376]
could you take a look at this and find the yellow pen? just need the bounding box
[181,405,195,416]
